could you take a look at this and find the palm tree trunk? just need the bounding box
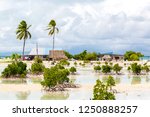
[22,39,26,61]
[52,32,55,62]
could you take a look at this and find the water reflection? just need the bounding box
[41,92,69,100]
[1,79,27,84]
[131,76,141,85]
[16,91,30,100]
[115,77,121,84]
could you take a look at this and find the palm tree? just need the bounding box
[16,20,31,60]
[46,20,59,61]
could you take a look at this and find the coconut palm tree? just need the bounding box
[16,20,31,60]
[46,20,59,61]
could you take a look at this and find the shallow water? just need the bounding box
[0,66,150,100]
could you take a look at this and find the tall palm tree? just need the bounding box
[46,19,59,61]
[16,20,31,60]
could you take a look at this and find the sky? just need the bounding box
[0,0,150,55]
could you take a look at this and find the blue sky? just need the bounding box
[0,0,150,55]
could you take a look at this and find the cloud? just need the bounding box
[0,0,150,55]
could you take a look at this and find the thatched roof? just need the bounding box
[49,50,68,60]
[102,55,112,59]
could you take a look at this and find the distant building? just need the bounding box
[27,48,50,60]
[98,54,124,61]
[49,50,68,60]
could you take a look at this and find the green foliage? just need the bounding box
[94,65,101,72]
[31,63,45,74]
[84,52,97,60]
[11,53,21,61]
[113,63,122,74]
[74,50,87,60]
[102,65,112,74]
[142,65,150,73]
[41,66,69,89]
[124,51,143,61]
[106,76,115,90]
[2,61,27,78]
[64,51,73,59]
[127,66,131,71]
[59,59,70,66]
[96,62,101,65]
[34,56,43,63]
[69,67,77,74]
[130,63,142,75]
[74,62,77,66]
[93,77,115,100]
[31,57,45,74]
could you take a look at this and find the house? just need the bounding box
[27,48,50,60]
[49,50,68,60]
[99,53,124,61]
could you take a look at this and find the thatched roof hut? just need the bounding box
[49,50,68,60]
[102,55,112,61]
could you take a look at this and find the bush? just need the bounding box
[41,66,70,89]
[31,57,45,74]
[106,76,115,90]
[31,63,45,74]
[2,61,27,78]
[34,56,43,63]
[74,62,77,66]
[142,65,150,73]
[130,63,142,75]
[113,64,122,74]
[93,78,115,100]
[59,60,70,66]
[69,67,77,74]
[94,65,101,72]
[102,65,112,74]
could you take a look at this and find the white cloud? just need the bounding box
[0,0,150,55]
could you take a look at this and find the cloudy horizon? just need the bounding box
[0,0,150,55]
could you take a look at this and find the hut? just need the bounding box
[49,50,68,60]
[102,55,112,61]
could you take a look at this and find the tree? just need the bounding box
[46,20,59,61]
[93,79,115,100]
[102,65,112,74]
[113,63,122,74]
[130,63,142,75]
[106,76,115,90]
[142,65,150,74]
[69,67,77,74]
[73,50,87,60]
[124,51,143,61]
[94,65,101,72]
[16,20,31,60]
[11,53,21,62]
[64,51,73,59]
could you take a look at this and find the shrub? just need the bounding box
[31,57,45,74]
[142,65,150,73]
[130,63,142,75]
[59,59,70,66]
[2,61,27,78]
[41,66,70,89]
[74,62,77,66]
[34,56,43,63]
[113,64,122,74]
[102,65,112,74]
[93,78,115,100]
[31,63,45,74]
[94,65,101,72]
[69,67,77,74]
[106,76,115,90]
